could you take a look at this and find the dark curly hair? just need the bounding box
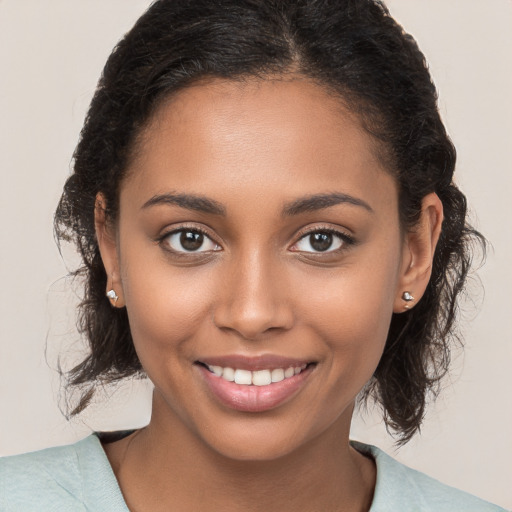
[55,0,484,443]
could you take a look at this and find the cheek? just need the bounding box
[120,250,216,363]
[297,249,401,379]
[310,279,392,362]
[308,286,392,412]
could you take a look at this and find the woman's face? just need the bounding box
[105,78,412,460]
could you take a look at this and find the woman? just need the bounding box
[0,0,508,510]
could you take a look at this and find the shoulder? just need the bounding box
[0,435,128,512]
[351,441,508,512]
[0,439,86,511]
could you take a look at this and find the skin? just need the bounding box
[96,77,443,512]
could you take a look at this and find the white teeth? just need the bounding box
[252,370,272,386]
[206,363,309,386]
[211,365,223,377]
[271,368,285,383]
[234,369,252,385]
[284,367,295,378]
[223,367,235,381]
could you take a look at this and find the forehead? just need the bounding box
[124,77,396,213]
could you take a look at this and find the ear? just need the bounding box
[393,192,443,313]
[95,193,125,308]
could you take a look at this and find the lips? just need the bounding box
[195,355,316,412]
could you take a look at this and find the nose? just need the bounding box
[213,249,294,340]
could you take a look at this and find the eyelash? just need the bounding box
[157,224,355,256]
[157,225,220,256]
[291,226,356,254]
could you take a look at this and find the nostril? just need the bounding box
[213,303,294,341]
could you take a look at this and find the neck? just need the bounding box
[105,393,375,512]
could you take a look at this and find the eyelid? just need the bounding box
[289,224,355,253]
[157,223,222,253]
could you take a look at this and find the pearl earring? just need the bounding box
[402,291,414,309]
[106,289,119,305]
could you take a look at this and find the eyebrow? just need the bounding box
[141,193,226,216]
[141,191,372,217]
[282,192,374,216]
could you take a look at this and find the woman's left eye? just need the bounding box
[163,229,220,253]
[291,230,347,253]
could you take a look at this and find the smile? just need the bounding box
[196,359,316,412]
[206,364,308,386]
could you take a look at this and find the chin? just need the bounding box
[200,423,310,462]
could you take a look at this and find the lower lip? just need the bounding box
[198,365,313,413]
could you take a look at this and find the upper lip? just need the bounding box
[196,354,315,371]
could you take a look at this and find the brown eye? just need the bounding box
[164,229,220,253]
[292,230,345,253]
[309,232,333,252]
[181,231,204,251]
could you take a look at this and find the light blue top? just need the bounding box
[0,435,507,511]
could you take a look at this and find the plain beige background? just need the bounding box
[0,0,511,508]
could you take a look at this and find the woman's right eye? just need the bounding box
[162,229,221,253]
